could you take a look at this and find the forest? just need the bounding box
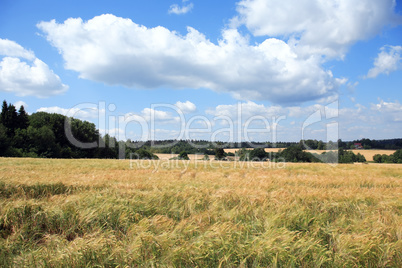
[0,100,157,159]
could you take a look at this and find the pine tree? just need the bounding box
[0,100,8,125]
[6,103,18,134]
[17,105,29,129]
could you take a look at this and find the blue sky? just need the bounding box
[0,0,401,143]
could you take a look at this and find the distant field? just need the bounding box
[224,148,282,154]
[155,153,201,161]
[347,149,396,161]
[224,148,396,162]
[0,158,401,267]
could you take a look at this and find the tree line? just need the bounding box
[232,146,366,163]
[1,99,400,162]
[373,150,402,163]
[0,101,157,159]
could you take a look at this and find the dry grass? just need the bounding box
[0,157,401,267]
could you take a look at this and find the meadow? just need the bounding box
[0,158,401,267]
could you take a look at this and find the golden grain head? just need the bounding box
[0,157,401,267]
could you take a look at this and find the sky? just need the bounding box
[0,0,401,144]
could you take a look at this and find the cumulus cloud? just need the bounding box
[206,100,402,141]
[37,106,101,120]
[207,101,339,124]
[38,103,184,128]
[366,45,402,78]
[37,14,343,104]
[336,100,402,139]
[14,101,28,109]
[168,1,194,15]
[205,101,341,142]
[0,39,35,60]
[36,99,402,142]
[0,38,68,97]
[235,0,400,58]
[175,101,196,113]
[207,101,284,120]
[140,108,180,122]
[371,99,402,121]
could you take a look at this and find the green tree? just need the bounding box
[317,140,324,150]
[27,126,60,157]
[392,149,402,163]
[338,149,366,163]
[239,148,268,161]
[373,154,382,163]
[2,103,18,137]
[279,146,317,162]
[215,148,226,160]
[337,139,346,150]
[178,151,190,160]
[0,123,10,156]
[98,134,117,158]
[130,148,158,160]
[0,100,8,125]
[17,105,29,129]
[355,153,366,162]
[12,128,28,149]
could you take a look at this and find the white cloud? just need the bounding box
[0,39,35,60]
[0,38,68,97]
[366,45,402,78]
[14,101,28,109]
[208,101,284,119]
[38,14,342,104]
[287,104,322,118]
[206,101,333,141]
[208,101,340,122]
[206,100,402,141]
[235,0,400,58]
[140,108,180,123]
[168,1,194,15]
[175,100,196,113]
[36,99,402,142]
[37,106,101,120]
[371,99,402,121]
[37,104,184,139]
[336,100,402,139]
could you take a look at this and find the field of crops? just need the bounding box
[0,158,401,267]
[223,149,396,162]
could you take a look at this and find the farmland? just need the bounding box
[223,149,397,162]
[0,157,401,267]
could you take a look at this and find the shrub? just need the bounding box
[178,151,190,160]
[239,148,268,161]
[130,149,159,160]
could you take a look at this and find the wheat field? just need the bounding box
[0,157,401,267]
[223,149,396,162]
[155,149,396,162]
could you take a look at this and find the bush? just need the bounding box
[239,148,268,161]
[278,146,319,163]
[130,149,159,160]
[373,149,402,163]
[178,151,190,160]
[215,148,226,160]
[338,149,366,163]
